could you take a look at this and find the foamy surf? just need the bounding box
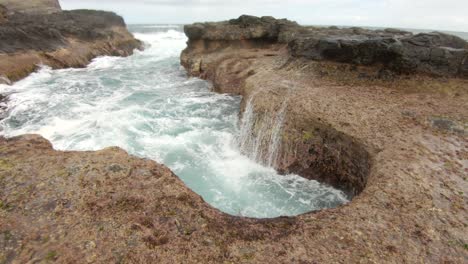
[0,26,348,218]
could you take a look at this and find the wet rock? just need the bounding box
[180,15,467,263]
[0,75,11,85]
[0,94,8,121]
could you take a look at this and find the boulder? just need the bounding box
[289,31,468,78]
[184,15,298,41]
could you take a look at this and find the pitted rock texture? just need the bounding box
[0,14,467,264]
[1,117,467,263]
[181,15,468,262]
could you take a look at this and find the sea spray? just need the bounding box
[238,94,288,168]
[238,81,295,168]
[266,99,288,168]
[0,25,349,218]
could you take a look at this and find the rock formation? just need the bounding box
[0,3,142,84]
[0,15,466,263]
[0,0,61,14]
[290,31,468,78]
[183,15,468,79]
[180,15,467,262]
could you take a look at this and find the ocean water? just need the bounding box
[0,25,348,218]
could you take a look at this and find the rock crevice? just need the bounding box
[0,15,466,263]
[179,15,467,262]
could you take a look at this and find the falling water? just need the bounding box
[238,94,288,168]
[0,25,349,218]
[238,80,295,169]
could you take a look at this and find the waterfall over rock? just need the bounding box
[0,25,349,218]
[238,94,288,169]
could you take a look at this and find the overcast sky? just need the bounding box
[60,0,468,32]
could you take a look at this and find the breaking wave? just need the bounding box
[0,26,348,218]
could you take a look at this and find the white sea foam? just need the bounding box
[140,25,180,29]
[0,26,348,218]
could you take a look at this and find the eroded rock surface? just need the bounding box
[184,15,468,78]
[0,5,142,83]
[0,14,467,264]
[1,126,467,263]
[181,15,468,262]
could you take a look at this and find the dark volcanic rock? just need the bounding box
[184,15,298,41]
[183,15,468,78]
[405,32,467,49]
[290,31,468,78]
[0,9,129,53]
[396,33,468,77]
[0,7,142,83]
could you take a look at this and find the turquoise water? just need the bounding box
[0,25,348,218]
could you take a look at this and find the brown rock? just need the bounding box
[179,15,468,263]
[1,15,467,264]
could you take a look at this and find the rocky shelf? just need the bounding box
[184,15,468,79]
[0,2,142,84]
[181,15,467,262]
[0,14,467,263]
